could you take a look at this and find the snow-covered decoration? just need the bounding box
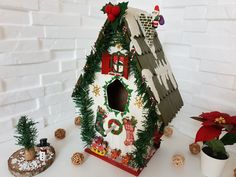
[125,8,143,55]
[142,69,161,103]
[138,13,155,46]
[108,44,128,55]
[142,58,178,103]
[9,148,54,171]
[125,7,158,59]
[154,59,177,90]
[8,146,55,177]
[125,7,177,97]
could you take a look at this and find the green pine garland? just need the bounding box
[72,22,115,146]
[129,58,161,168]
[14,116,38,150]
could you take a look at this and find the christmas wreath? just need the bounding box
[108,119,123,135]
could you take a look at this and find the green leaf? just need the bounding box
[220,133,236,146]
[101,3,109,13]
[118,2,128,15]
[205,139,226,155]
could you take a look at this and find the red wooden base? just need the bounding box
[85,147,158,176]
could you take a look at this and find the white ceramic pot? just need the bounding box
[200,148,229,177]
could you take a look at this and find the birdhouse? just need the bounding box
[72,2,183,176]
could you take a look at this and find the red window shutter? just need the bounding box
[123,56,129,79]
[112,55,119,72]
[102,52,111,74]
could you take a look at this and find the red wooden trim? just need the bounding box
[85,147,159,176]
[123,56,129,79]
[85,148,141,176]
[102,52,111,74]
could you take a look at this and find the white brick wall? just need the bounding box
[128,0,236,152]
[0,0,236,154]
[0,0,108,142]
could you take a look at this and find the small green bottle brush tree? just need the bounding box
[14,116,38,161]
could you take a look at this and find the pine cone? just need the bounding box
[234,168,236,177]
[71,152,84,165]
[54,128,66,139]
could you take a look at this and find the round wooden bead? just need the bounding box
[189,143,200,155]
[54,128,66,139]
[74,116,81,126]
[164,126,173,137]
[71,152,84,165]
[172,154,185,167]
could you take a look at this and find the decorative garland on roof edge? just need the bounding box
[129,54,162,168]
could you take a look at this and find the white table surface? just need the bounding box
[1,119,235,177]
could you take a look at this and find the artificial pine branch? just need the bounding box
[72,22,115,146]
[14,116,38,150]
[130,58,160,168]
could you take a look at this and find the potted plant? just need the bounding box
[191,111,236,177]
[14,116,38,161]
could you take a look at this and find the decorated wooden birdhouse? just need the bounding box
[72,2,183,176]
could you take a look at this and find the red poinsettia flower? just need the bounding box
[229,116,236,124]
[195,126,222,142]
[195,111,236,143]
[199,111,234,126]
[192,111,236,157]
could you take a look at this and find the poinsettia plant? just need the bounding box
[101,2,128,31]
[192,111,236,158]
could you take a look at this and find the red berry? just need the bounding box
[107,14,116,22]
[111,5,121,16]
[105,4,113,14]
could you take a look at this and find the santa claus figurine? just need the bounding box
[152,5,165,28]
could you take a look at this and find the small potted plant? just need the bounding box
[14,116,38,161]
[191,111,236,177]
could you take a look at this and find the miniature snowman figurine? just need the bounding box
[152,5,165,28]
[37,138,50,162]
